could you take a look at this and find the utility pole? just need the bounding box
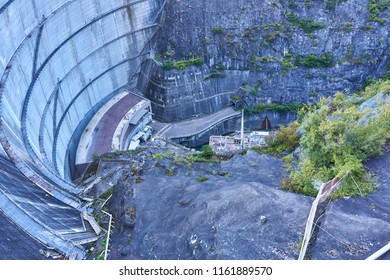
[240,108,244,150]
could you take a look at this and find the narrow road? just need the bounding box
[153,107,240,139]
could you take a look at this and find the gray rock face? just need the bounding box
[110,180,312,260]
[107,149,313,260]
[105,143,390,260]
[155,0,390,106]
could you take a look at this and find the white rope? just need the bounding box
[349,172,364,197]
[314,224,350,247]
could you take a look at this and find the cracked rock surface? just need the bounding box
[107,149,312,260]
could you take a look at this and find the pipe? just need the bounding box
[100,194,113,260]
[366,242,390,260]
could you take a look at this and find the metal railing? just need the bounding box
[100,195,114,260]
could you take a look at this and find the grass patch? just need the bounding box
[134,177,144,184]
[165,167,176,176]
[186,145,219,163]
[244,102,304,115]
[161,57,204,71]
[252,121,300,155]
[286,12,326,32]
[153,151,174,160]
[203,70,226,80]
[196,177,209,182]
[99,187,114,200]
[211,27,224,34]
[368,0,388,25]
[295,53,334,68]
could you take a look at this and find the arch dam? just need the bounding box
[0,0,166,259]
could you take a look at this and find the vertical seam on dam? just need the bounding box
[31,22,45,78]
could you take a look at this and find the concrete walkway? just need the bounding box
[152,107,240,139]
[76,92,142,165]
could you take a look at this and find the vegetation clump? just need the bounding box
[196,177,209,182]
[153,151,174,160]
[281,80,390,198]
[211,27,224,34]
[295,53,334,68]
[325,0,348,10]
[161,57,204,71]
[244,102,304,115]
[186,145,218,163]
[286,12,326,32]
[368,0,389,25]
[325,0,338,10]
[203,70,226,80]
[99,187,114,200]
[253,121,300,155]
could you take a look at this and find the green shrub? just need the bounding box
[165,50,174,57]
[361,79,390,99]
[165,167,176,176]
[295,53,334,68]
[245,102,304,115]
[359,25,374,32]
[254,121,300,155]
[211,27,224,34]
[203,70,226,80]
[283,86,390,198]
[196,177,209,182]
[175,57,204,70]
[286,12,326,32]
[200,145,214,159]
[326,0,337,10]
[99,187,113,200]
[161,59,175,70]
[153,151,173,159]
[368,0,388,24]
[161,57,204,71]
[185,145,218,163]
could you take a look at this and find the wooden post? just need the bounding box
[298,172,349,260]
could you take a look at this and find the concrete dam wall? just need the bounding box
[0,0,165,258]
[137,59,244,122]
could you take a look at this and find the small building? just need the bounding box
[209,130,271,156]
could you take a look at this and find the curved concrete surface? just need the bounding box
[0,210,46,260]
[0,0,166,258]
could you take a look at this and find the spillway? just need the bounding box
[0,0,165,259]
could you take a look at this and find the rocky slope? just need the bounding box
[92,141,390,260]
[101,148,313,260]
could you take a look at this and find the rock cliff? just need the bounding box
[155,0,390,105]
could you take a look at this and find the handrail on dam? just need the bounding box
[100,195,114,261]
